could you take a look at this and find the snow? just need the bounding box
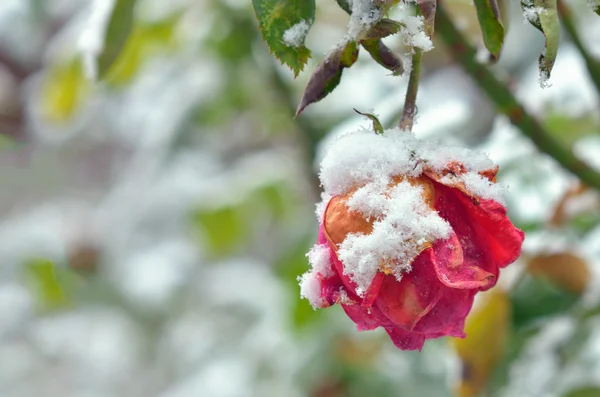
[298,271,323,308]
[400,15,433,52]
[306,243,333,277]
[312,127,505,296]
[338,179,451,295]
[347,0,383,40]
[282,20,310,48]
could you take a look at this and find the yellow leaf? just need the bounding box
[453,289,510,397]
[528,252,590,295]
[40,58,90,123]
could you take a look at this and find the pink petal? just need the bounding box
[432,182,523,290]
[412,286,476,338]
[431,234,496,290]
[384,327,426,351]
[342,302,395,331]
[374,249,443,331]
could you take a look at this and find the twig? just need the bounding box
[557,0,600,94]
[435,4,600,192]
[399,48,422,131]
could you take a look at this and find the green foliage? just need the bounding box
[361,40,404,75]
[296,41,359,115]
[510,274,580,329]
[251,0,315,77]
[354,109,384,134]
[335,0,351,14]
[40,57,90,123]
[564,387,600,397]
[97,0,137,80]
[24,258,72,311]
[104,14,180,86]
[192,205,247,258]
[544,112,599,148]
[474,0,505,60]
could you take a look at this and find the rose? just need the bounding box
[300,130,524,351]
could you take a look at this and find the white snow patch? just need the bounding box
[347,0,383,40]
[298,271,323,308]
[401,15,433,52]
[282,20,310,48]
[306,243,333,277]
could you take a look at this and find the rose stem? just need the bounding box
[399,48,423,132]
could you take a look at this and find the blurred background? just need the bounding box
[0,0,599,396]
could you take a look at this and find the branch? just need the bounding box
[435,5,600,192]
[557,0,600,94]
[399,48,423,131]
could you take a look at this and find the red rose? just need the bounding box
[300,131,524,351]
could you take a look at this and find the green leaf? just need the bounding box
[354,109,384,134]
[24,258,71,311]
[510,274,580,329]
[97,0,137,80]
[296,41,359,115]
[252,0,315,77]
[361,40,404,75]
[417,0,436,37]
[522,0,559,84]
[41,57,91,123]
[564,387,600,397]
[192,206,247,257]
[335,0,352,14]
[474,0,505,60]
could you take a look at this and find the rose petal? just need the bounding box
[413,286,476,338]
[454,192,525,268]
[374,249,443,331]
[432,234,496,290]
[342,302,394,331]
[384,327,426,351]
[432,181,523,289]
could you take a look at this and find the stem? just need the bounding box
[435,5,600,192]
[399,49,422,131]
[557,0,600,94]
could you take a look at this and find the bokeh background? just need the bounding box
[1,1,600,396]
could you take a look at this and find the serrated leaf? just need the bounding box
[522,0,559,84]
[354,109,384,134]
[97,0,137,80]
[252,0,315,76]
[474,0,505,61]
[361,39,404,75]
[453,290,510,397]
[417,0,436,37]
[364,18,402,40]
[296,41,359,115]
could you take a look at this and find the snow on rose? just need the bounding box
[299,128,524,351]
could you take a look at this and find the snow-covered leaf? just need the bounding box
[522,0,559,85]
[252,0,315,77]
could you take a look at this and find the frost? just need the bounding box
[282,20,310,48]
[299,243,334,308]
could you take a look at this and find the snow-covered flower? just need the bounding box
[300,128,524,351]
